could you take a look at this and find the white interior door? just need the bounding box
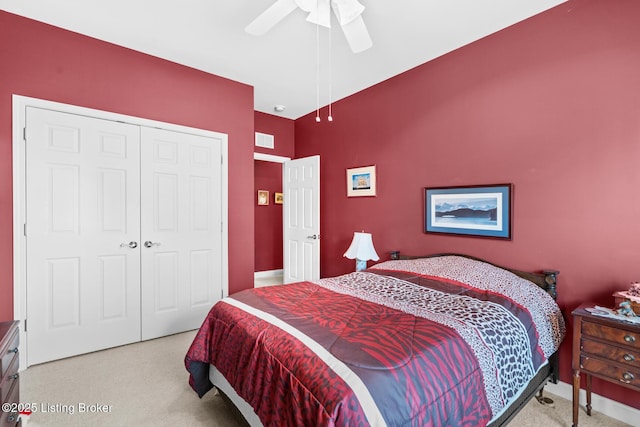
[140,127,223,340]
[25,107,142,365]
[283,155,320,284]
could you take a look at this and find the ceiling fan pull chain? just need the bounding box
[316,2,321,123]
[328,20,333,122]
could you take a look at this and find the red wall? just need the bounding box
[255,111,295,158]
[295,0,640,408]
[254,112,295,272]
[0,11,256,320]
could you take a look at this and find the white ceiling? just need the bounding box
[1,0,567,119]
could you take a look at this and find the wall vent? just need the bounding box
[255,132,274,149]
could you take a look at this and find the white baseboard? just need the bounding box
[545,381,640,426]
[254,269,284,288]
[254,269,283,279]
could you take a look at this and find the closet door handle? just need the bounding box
[120,241,138,249]
[144,241,161,248]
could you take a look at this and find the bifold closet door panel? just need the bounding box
[25,106,142,365]
[139,127,223,340]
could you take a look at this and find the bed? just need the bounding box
[185,253,566,426]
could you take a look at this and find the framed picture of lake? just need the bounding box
[424,184,512,239]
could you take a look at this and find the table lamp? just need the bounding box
[343,231,379,271]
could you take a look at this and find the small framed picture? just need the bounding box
[274,192,283,204]
[346,165,376,197]
[257,190,269,205]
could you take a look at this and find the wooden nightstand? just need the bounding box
[572,304,640,427]
[0,321,20,427]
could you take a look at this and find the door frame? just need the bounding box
[253,152,322,284]
[253,152,290,283]
[12,95,229,369]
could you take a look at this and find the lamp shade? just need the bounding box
[343,232,379,261]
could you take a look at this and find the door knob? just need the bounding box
[306,234,320,240]
[144,241,161,248]
[120,241,138,249]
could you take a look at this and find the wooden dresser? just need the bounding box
[0,321,20,427]
[572,304,640,427]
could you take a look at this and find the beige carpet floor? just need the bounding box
[20,330,632,427]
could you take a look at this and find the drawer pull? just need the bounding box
[623,353,636,362]
[621,372,635,383]
[624,334,636,343]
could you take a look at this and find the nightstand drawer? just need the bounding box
[0,377,19,426]
[0,321,20,427]
[582,321,640,350]
[582,338,640,368]
[0,328,18,379]
[580,355,640,389]
[0,354,18,403]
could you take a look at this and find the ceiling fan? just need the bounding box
[245,0,373,53]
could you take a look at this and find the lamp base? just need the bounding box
[355,259,367,272]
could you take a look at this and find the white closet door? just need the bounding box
[140,127,223,340]
[25,107,142,365]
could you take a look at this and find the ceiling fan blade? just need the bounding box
[245,0,299,36]
[339,15,372,53]
[330,0,365,25]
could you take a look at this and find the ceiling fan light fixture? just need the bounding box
[330,0,365,26]
[246,0,372,54]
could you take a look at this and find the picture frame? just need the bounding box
[274,192,283,204]
[257,190,269,206]
[346,165,376,197]
[424,184,512,239]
